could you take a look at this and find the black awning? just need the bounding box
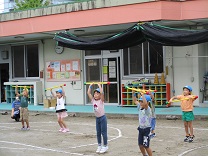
[54,23,208,50]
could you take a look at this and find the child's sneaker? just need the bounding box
[21,127,26,130]
[65,128,69,132]
[189,136,194,143]
[59,128,64,132]
[96,146,102,153]
[26,127,30,131]
[100,146,108,154]
[184,135,190,142]
[62,128,69,133]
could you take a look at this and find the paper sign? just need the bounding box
[46,59,80,81]
[109,72,116,78]
[61,64,65,72]
[103,74,108,81]
[103,59,108,66]
[72,61,79,70]
[109,61,115,66]
[103,66,108,74]
[54,62,60,72]
[66,63,71,71]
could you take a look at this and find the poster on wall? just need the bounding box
[46,59,81,81]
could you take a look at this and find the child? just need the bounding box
[149,92,156,139]
[15,86,30,130]
[132,91,152,156]
[87,83,108,154]
[169,85,197,143]
[51,86,69,133]
[11,95,21,122]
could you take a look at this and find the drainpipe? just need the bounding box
[41,40,46,99]
[172,47,175,96]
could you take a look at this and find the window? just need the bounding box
[123,42,163,76]
[12,44,39,78]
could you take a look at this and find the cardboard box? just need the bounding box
[44,99,50,108]
[50,99,57,107]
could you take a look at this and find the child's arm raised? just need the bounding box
[132,90,139,105]
[60,86,65,98]
[87,84,93,101]
[150,92,155,101]
[50,89,56,98]
[15,85,20,96]
[98,83,104,102]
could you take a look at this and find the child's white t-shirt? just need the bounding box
[56,96,66,112]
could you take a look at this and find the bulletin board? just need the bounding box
[46,59,81,81]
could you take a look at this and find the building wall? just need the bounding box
[198,43,208,103]
[42,39,84,104]
[165,43,208,106]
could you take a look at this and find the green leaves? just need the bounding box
[14,0,50,11]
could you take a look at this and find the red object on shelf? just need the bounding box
[166,83,171,102]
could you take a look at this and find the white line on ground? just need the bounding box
[178,145,208,156]
[0,122,123,154]
[0,147,43,150]
[67,126,122,149]
[0,141,94,156]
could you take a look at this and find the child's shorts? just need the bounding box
[182,111,194,121]
[138,127,151,148]
[20,107,29,121]
[56,111,68,118]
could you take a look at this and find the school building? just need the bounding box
[0,0,208,107]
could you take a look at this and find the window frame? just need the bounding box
[12,43,40,80]
[122,42,165,79]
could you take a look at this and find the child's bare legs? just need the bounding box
[25,119,30,128]
[58,117,64,128]
[145,147,152,156]
[184,121,189,136]
[188,121,193,136]
[58,117,67,128]
[21,120,25,128]
[61,120,67,129]
[139,145,147,155]
[139,145,152,156]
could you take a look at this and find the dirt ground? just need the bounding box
[0,112,208,156]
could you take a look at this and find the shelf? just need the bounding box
[121,83,170,107]
[4,81,42,105]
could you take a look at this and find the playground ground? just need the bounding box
[0,112,208,156]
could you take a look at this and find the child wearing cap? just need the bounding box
[132,91,152,156]
[169,86,197,143]
[87,83,108,154]
[15,86,30,130]
[51,86,69,133]
[11,95,21,122]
